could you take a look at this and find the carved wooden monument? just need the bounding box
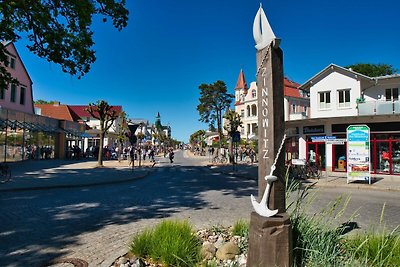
[247,4,292,267]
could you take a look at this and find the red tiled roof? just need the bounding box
[284,78,302,98]
[235,69,249,91]
[68,105,123,119]
[35,104,81,121]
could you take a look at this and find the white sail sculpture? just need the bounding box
[253,4,279,50]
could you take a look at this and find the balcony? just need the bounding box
[358,100,400,115]
[288,112,308,121]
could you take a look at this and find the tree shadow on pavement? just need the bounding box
[0,162,257,266]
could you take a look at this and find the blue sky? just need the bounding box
[14,0,400,142]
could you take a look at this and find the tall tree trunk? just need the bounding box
[229,135,234,164]
[98,123,105,167]
[117,142,122,162]
[216,109,222,148]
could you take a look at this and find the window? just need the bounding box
[251,123,257,134]
[20,87,25,105]
[338,89,350,108]
[319,91,331,109]
[252,89,256,98]
[5,55,16,69]
[10,57,16,69]
[292,104,296,113]
[385,88,399,101]
[240,110,244,118]
[251,104,257,116]
[0,87,4,100]
[10,84,16,102]
[246,105,250,116]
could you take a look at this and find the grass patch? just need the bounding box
[286,167,356,266]
[231,219,249,237]
[130,220,202,267]
[345,228,400,267]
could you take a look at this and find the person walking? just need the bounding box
[169,149,174,163]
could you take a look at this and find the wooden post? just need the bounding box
[247,5,292,267]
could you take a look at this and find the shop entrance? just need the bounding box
[332,142,347,172]
[306,142,325,170]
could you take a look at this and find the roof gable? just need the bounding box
[68,105,123,119]
[35,104,80,121]
[300,63,373,90]
[3,42,33,85]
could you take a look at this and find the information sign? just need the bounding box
[347,125,371,184]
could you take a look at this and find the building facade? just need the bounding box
[0,42,85,161]
[1,41,35,114]
[233,69,309,140]
[286,64,400,176]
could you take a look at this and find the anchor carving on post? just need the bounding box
[251,134,286,217]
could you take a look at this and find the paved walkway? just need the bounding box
[187,151,400,192]
[1,152,400,193]
[0,158,157,192]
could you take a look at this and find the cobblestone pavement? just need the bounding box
[0,151,399,266]
[0,152,257,267]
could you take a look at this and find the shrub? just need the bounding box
[345,229,400,267]
[231,219,249,237]
[130,220,202,267]
[286,167,354,266]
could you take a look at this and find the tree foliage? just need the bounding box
[114,110,129,162]
[346,63,397,77]
[189,129,206,146]
[223,110,242,164]
[34,99,59,104]
[197,80,233,145]
[86,100,119,166]
[0,0,129,89]
[223,110,243,135]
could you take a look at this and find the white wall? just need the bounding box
[363,77,400,101]
[310,71,361,118]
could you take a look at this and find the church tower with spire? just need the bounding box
[234,69,249,106]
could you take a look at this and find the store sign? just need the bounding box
[304,125,324,134]
[310,136,346,144]
[326,139,347,145]
[347,125,371,184]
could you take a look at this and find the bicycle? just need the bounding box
[304,162,321,179]
[0,163,11,183]
[212,155,227,164]
[289,159,321,180]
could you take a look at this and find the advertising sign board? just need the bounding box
[347,125,371,184]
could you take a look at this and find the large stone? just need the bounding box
[216,241,239,260]
[201,241,216,260]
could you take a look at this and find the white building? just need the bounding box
[286,63,400,176]
[233,69,309,140]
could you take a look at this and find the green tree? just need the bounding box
[197,80,233,146]
[113,110,129,162]
[0,0,129,89]
[223,110,243,136]
[34,99,59,104]
[346,63,397,77]
[223,110,243,163]
[85,100,119,167]
[189,129,206,147]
